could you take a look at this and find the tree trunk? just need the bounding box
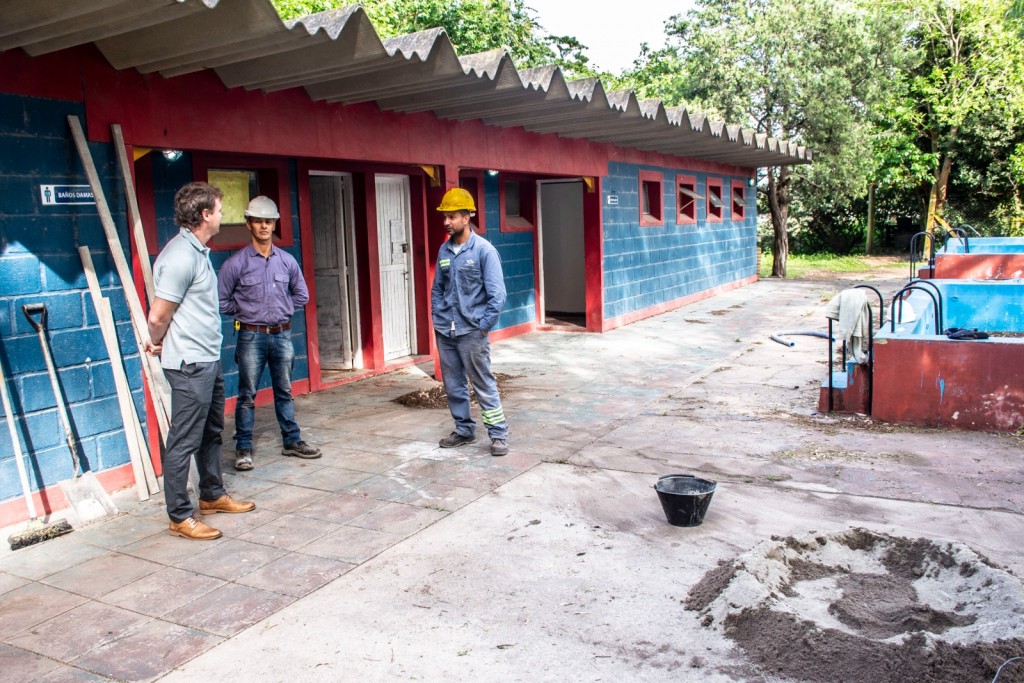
[931,154,952,218]
[767,166,791,278]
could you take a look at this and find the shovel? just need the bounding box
[23,304,117,524]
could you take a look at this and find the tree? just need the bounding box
[636,0,885,277]
[874,0,1024,233]
[270,0,593,76]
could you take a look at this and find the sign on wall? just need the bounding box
[40,185,95,205]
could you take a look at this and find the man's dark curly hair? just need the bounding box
[174,182,223,231]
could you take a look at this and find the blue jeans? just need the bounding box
[234,328,301,449]
[163,361,226,522]
[436,331,508,440]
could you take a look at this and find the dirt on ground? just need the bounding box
[392,373,518,409]
[685,528,1024,683]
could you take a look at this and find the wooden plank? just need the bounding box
[79,247,154,500]
[111,123,156,304]
[67,115,171,443]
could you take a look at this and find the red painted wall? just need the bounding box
[933,254,1024,280]
[872,337,1024,431]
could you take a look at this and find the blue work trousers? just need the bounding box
[436,331,508,440]
[163,361,226,523]
[234,328,300,449]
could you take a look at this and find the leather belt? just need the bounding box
[238,321,291,334]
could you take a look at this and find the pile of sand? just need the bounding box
[687,528,1024,682]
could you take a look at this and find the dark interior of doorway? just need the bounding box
[544,310,586,329]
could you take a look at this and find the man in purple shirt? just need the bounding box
[218,196,321,471]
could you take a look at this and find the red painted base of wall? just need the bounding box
[872,337,1024,431]
[933,254,1024,280]
[0,463,137,529]
[818,363,871,414]
[603,276,757,332]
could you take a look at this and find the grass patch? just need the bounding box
[759,253,904,279]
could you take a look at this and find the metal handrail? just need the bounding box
[853,284,886,327]
[825,303,874,414]
[907,279,943,330]
[908,231,934,279]
[890,283,942,334]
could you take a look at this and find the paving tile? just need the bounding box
[387,457,462,480]
[299,525,404,564]
[439,463,521,490]
[72,619,222,681]
[195,507,281,536]
[398,482,484,512]
[0,571,29,596]
[331,451,410,474]
[343,474,431,502]
[0,642,61,681]
[237,552,354,597]
[7,600,151,661]
[268,465,374,492]
[236,514,341,550]
[243,459,326,484]
[117,529,228,566]
[40,552,163,599]
[348,502,448,536]
[0,583,89,639]
[69,514,167,550]
[383,438,450,460]
[0,539,108,581]
[247,483,329,513]
[293,492,385,525]
[34,664,113,682]
[162,583,294,637]
[100,567,225,617]
[174,538,287,581]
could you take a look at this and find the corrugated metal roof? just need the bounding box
[0,0,811,168]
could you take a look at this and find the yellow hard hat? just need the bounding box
[436,187,476,213]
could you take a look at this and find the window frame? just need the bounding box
[706,177,724,223]
[731,180,748,222]
[499,175,537,232]
[676,174,700,225]
[638,170,664,227]
[192,152,293,250]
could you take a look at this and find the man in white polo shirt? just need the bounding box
[145,182,255,540]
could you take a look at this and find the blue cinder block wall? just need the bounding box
[0,93,144,504]
[602,162,757,320]
[481,172,536,330]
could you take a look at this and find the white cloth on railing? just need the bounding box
[824,289,871,364]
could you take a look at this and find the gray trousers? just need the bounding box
[163,361,226,522]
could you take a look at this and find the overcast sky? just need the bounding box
[525,0,696,73]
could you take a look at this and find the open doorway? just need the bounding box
[538,180,586,329]
[310,172,362,378]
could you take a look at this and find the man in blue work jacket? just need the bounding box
[431,187,510,456]
[219,196,321,471]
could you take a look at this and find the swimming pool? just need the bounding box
[871,279,1024,431]
[929,237,1024,279]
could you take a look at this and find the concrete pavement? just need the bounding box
[2,274,1022,682]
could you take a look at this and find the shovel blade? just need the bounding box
[58,471,118,525]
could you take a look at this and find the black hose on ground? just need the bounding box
[769,330,834,347]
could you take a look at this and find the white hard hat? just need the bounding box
[244,196,280,219]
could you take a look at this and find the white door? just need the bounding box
[375,174,415,360]
[311,173,361,370]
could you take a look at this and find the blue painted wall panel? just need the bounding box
[0,93,148,504]
[602,162,757,320]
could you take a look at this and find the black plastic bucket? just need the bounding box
[655,474,717,527]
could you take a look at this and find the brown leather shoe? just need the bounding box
[199,494,256,515]
[168,516,222,540]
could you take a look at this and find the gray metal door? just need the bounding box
[375,174,415,360]
[311,174,360,370]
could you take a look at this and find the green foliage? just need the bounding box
[269,0,594,75]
